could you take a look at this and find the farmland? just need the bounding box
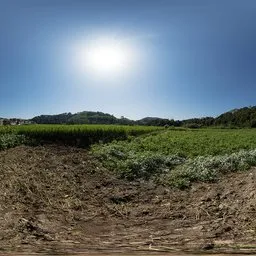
[93,128,256,158]
[0,125,256,253]
[2,125,256,155]
[92,128,256,187]
[0,124,161,149]
[1,124,255,188]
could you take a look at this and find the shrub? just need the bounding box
[118,153,186,180]
[184,123,201,129]
[0,134,27,150]
[167,149,256,188]
[92,143,186,180]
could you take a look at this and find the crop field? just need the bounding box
[0,125,256,188]
[0,124,161,148]
[92,128,256,187]
[93,128,256,158]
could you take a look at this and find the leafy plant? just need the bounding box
[167,149,256,188]
[92,129,256,188]
[0,134,27,150]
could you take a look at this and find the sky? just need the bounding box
[0,0,256,120]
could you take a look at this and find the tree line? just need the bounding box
[30,106,256,128]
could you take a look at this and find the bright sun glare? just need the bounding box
[73,37,134,77]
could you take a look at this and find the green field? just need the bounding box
[0,125,256,188]
[0,124,161,148]
[93,128,256,158]
[92,128,256,187]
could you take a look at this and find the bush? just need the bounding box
[92,143,186,180]
[167,149,256,188]
[251,119,256,128]
[118,153,185,180]
[184,123,201,129]
[0,134,27,150]
[93,138,256,189]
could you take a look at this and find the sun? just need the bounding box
[86,45,128,73]
[73,37,134,77]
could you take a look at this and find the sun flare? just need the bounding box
[73,37,134,77]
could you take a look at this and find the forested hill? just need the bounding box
[31,111,134,125]
[30,106,256,127]
[31,112,181,126]
[214,106,256,127]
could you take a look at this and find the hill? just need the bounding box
[31,111,130,125]
[28,105,256,128]
[215,106,256,127]
[30,112,180,126]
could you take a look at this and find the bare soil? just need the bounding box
[0,145,255,255]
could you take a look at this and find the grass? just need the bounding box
[92,128,256,187]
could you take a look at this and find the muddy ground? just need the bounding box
[0,145,255,255]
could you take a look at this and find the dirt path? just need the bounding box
[1,254,252,256]
[0,254,253,256]
[0,145,255,254]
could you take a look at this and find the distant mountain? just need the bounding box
[29,106,256,128]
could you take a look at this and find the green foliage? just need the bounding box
[137,117,179,126]
[251,119,256,128]
[93,128,256,186]
[31,111,134,125]
[168,149,256,188]
[27,105,256,128]
[31,113,72,124]
[30,111,184,126]
[0,126,14,134]
[181,106,256,128]
[0,124,161,148]
[93,143,185,180]
[94,129,256,158]
[182,117,214,127]
[183,123,201,129]
[67,111,119,124]
[215,106,256,127]
[1,124,256,189]
[0,134,26,150]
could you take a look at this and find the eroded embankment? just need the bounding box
[0,145,255,254]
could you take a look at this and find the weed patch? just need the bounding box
[0,134,27,150]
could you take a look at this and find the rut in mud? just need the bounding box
[0,145,255,254]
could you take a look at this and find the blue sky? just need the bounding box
[0,0,256,120]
